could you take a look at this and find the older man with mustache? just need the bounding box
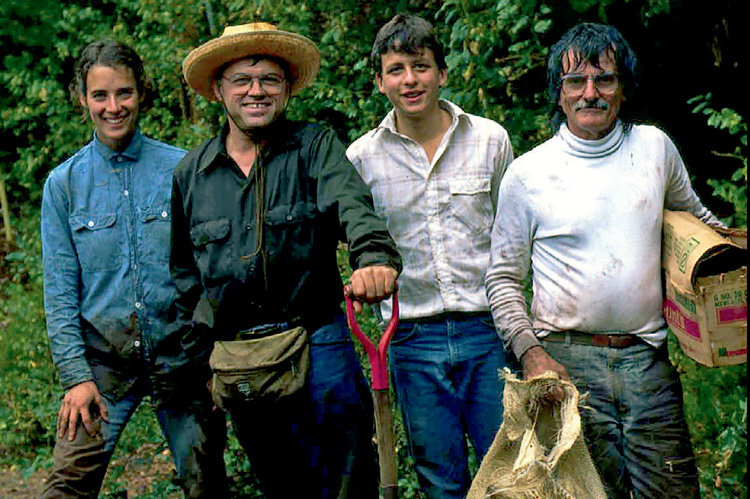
[485,23,720,499]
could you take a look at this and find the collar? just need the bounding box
[196,117,305,175]
[378,99,470,136]
[196,124,230,175]
[93,129,143,162]
[559,120,625,158]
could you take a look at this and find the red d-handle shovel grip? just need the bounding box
[343,288,399,390]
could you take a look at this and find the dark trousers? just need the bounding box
[541,338,701,499]
[41,384,227,499]
[225,315,378,499]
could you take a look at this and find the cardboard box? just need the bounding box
[662,210,747,367]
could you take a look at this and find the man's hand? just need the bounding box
[348,265,398,313]
[521,346,570,380]
[521,346,571,403]
[57,380,109,441]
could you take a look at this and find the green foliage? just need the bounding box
[669,334,747,499]
[690,94,747,228]
[0,208,55,470]
[437,0,553,153]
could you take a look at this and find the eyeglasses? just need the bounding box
[559,72,619,95]
[222,73,287,95]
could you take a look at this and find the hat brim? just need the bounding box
[183,30,321,100]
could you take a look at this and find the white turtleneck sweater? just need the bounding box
[486,121,718,360]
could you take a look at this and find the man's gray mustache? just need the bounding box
[574,100,609,111]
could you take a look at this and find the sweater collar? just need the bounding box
[559,120,625,158]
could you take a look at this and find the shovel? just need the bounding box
[344,287,399,499]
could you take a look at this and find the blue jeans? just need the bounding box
[390,314,511,499]
[541,338,700,499]
[41,378,227,499]
[226,314,378,499]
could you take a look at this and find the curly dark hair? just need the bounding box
[547,23,638,131]
[370,14,446,74]
[70,40,155,111]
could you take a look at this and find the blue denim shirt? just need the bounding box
[41,130,186,398]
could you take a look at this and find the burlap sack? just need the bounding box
[467,370,606,499]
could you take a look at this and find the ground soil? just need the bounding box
[0,443,180,499]
[0,467,46,499]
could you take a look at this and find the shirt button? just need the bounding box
[134,340,141,348]
[245,224,252,231]
[124,190,129,197]
[161,211,168,218]
[87,221,94,227]
[135,302,142,308]
[286,215,293,221]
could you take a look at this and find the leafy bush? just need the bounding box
[0,208,56,471]
[669,334,747,499]
[690,94,747,228]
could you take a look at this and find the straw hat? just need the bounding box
[183,22,321,100]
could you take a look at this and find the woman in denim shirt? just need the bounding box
[40,40,226,499]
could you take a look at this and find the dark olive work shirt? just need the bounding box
[170,119,402,356]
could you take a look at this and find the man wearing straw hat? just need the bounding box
[174,22,402,499]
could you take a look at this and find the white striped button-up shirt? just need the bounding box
[347,100,513,320]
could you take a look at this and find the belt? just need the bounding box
[237,314,332,339]
[237,322,292,339]
[400,311,491,324]
[542,331,640,348]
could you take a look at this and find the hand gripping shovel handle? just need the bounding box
[344,287,399,499]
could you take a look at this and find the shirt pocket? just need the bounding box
[449,177,493,235]
[265,202,317,252]
[190,218,232,277]
[190,218,231,247]
[137,204,171,266]
[70,213,121,272]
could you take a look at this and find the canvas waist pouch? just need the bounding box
[208,325,309,410]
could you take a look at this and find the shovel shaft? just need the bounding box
[373,389,398,497]
[382,484,398,499]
